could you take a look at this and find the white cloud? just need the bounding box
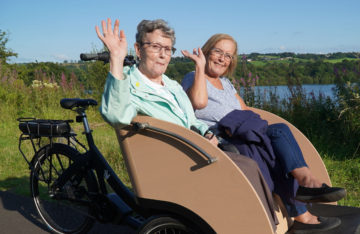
[279,45,286,50]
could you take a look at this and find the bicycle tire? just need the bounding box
[137,216,197,234]
[30,143,96,234]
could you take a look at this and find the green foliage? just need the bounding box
[165,60,194,83]
[0,60,96,122]
[75,61,109,98]
[0,30,18,63]
[164,53,360,87]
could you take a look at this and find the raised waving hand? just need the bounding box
[181,48,209,109]
[96,18,127,79]
[181,48,206,71]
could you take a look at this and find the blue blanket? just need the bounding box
[218,110,276,191]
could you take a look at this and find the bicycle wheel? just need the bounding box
[30,143,96,234]
[138,216,196,234]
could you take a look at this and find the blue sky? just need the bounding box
[1,0,360,63]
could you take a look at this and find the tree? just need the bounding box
[0,30,18,63]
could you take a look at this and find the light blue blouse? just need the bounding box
[181,71,242,127]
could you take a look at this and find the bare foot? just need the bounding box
[291,167,323,188]
[294,211,320,224]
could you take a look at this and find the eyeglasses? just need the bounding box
[141,42,176,56]
[210,48,234,62]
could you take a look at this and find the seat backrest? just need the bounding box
[115,115,275,234]
[249,107,332,186]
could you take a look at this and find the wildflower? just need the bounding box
[1,76,7,83]
[69,72,78,88]
[251,78,256,87]
[240,77,246,87]
[32,79,43,88]
[60,73,69,90]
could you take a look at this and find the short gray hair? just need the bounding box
[136,19,176,46]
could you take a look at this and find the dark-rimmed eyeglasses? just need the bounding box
[210,48,233,61]
[141,42,176,56]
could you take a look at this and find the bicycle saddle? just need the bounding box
[60,98,98,109]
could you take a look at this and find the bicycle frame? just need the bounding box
[53,106,145,228]
[18,98,218,233]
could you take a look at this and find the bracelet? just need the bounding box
[203,129,212,136]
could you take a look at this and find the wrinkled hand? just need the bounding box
[205,133,219,146]
[95,18,127,60]
[181,48,206,70]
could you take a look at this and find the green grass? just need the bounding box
[248,57,360,66]
[0,109,131,196]
[249,60,267,66]
[0,121,29,194]
[324,58,360,63]
[323,155,360,207]
[248,58,311,66]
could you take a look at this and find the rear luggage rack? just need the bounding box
[17,118,84,168]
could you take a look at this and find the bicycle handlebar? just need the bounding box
[80,51,110,62]
[80,51,136,66]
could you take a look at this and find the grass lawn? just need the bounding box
[323,155,360,207]
[324,58,360,63]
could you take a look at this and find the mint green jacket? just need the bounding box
[100,65,209,135]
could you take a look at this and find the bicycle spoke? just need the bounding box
[31,144,95,233]
[55,152,66,172]
[46,153,61,176]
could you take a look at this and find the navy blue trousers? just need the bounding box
[267,123,308,217]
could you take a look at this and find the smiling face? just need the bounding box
[205,39,236,78]
[135,29,172,83]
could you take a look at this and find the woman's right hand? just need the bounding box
[181,48,206,71]
[96,18,127,59]
[181,48,208,109]
[96,18,127,79]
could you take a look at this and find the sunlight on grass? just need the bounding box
[0,122,30,195]
[323,154,360,207]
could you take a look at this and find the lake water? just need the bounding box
[240,84,337,101]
